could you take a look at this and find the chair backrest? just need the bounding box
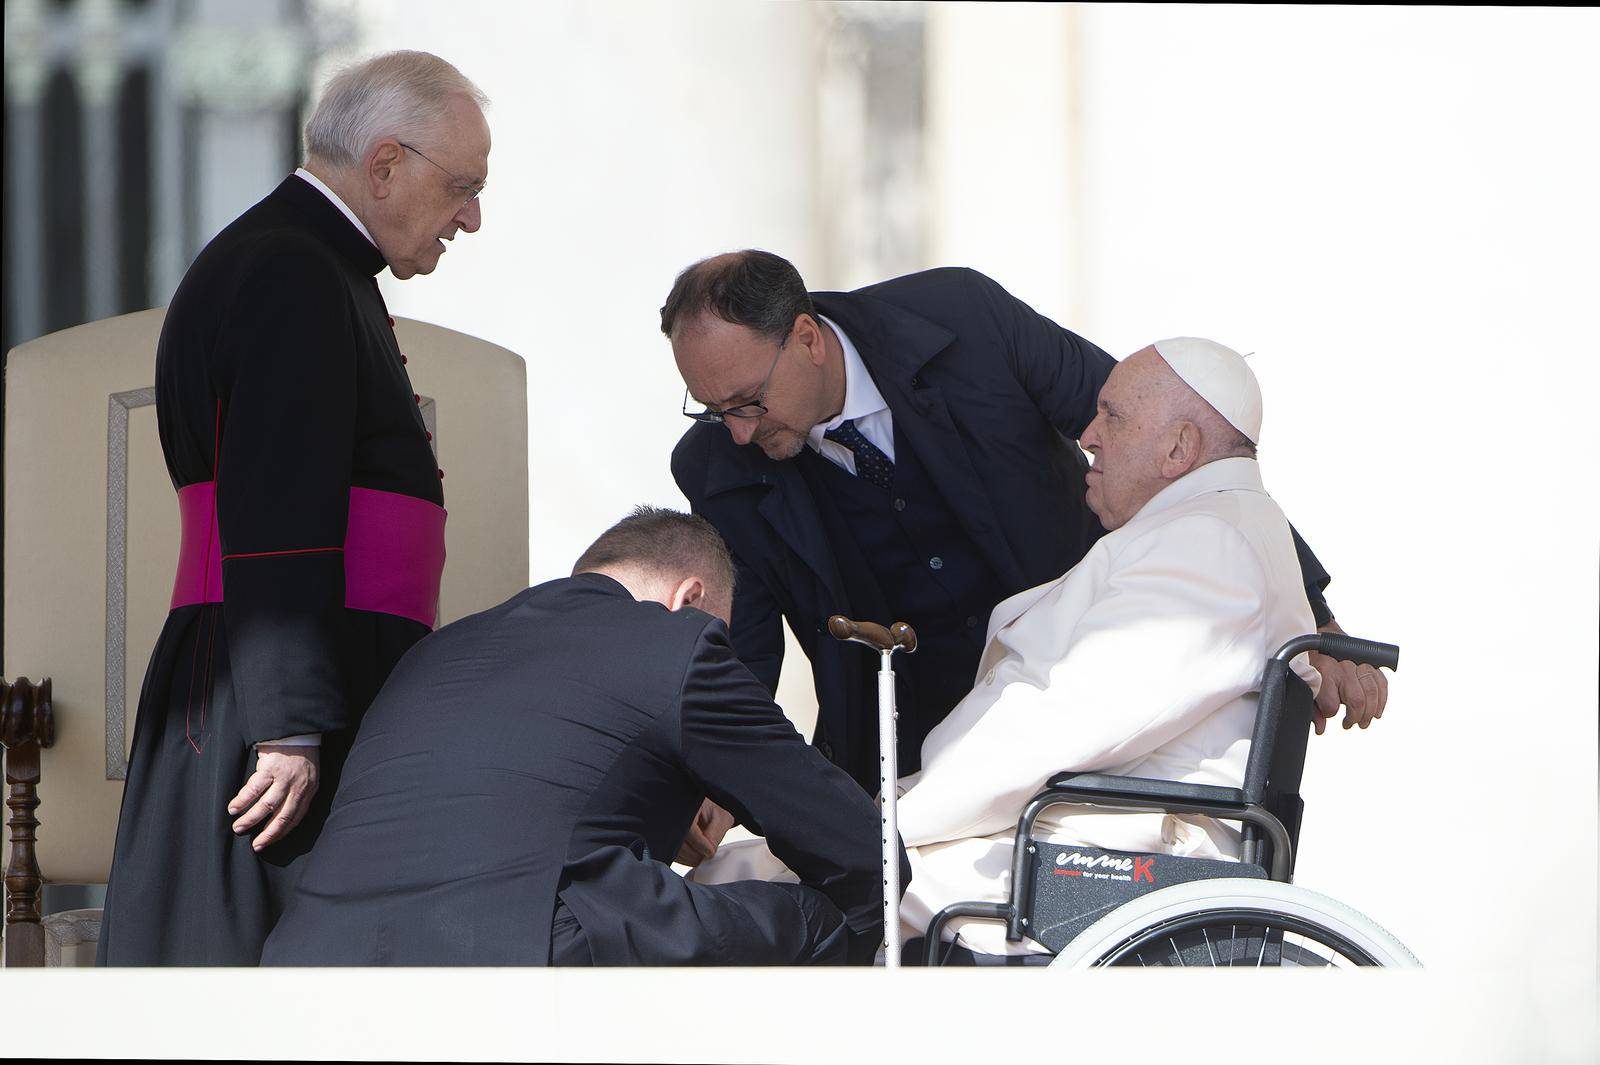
[3,309,530,887]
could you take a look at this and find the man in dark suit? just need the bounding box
[667,251,1388,801]
[261,508,895,965]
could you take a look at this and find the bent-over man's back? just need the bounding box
[263,508,892,965]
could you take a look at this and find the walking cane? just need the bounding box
[828,614,917,968]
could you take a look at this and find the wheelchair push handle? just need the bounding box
[1273,632,1399,672]
[827,615,918,655]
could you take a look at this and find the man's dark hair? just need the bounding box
[658,249,815,344]
[572,506,736,596]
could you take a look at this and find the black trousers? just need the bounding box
[550,884,856,966]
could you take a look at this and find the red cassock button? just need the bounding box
[426,431,433,441]
[401,354,408,364]
[387,316,395,327]
[414,393,421,404]
[438,469,445,479]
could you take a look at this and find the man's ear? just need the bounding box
[367,140,404,200]
[667,576,706,613]
[795,313,828,367]
[1163,421,1202,478]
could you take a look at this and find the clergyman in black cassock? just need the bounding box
[262,562,896,966]
[99,53,490,965]
[96,172,447,965]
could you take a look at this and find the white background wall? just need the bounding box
[31,4,1585,1060]
[361,0,1598,983]
[921,6,1598,1046]
[1059,4,1599,979]
[343,0,826,583]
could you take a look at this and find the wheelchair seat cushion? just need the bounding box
[1044,772,1247,808]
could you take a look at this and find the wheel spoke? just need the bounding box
[1093,904,1389,967]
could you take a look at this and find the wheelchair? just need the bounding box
[833,620,1421,968]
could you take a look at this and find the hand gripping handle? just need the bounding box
[827,615,918,654]
[1273,633,1400,671]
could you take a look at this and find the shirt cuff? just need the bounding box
[256,733,322,748]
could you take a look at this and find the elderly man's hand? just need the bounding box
[1307,619,1390,734]
[675,798,737,867]
[228,745,320,851]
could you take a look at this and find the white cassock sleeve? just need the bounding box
[899,514,1273,848]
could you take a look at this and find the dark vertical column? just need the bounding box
[77,0,127,324]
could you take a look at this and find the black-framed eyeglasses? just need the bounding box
[681,333,789,424]
[398,141,486,209]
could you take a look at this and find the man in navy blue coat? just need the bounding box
[262,508,894,965]
[668,251,1386,801]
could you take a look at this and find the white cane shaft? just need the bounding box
[879,660,901,969]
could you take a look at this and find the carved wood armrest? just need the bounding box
[3,677,56,967]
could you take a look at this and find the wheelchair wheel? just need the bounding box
[1050,878,1420,969]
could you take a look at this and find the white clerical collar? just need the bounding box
[807,315,888,445]
[1129,456,1267,526]
[294,167,377,248]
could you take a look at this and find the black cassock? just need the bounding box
[98,176,445,965]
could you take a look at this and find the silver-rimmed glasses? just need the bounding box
[398,141,485,210]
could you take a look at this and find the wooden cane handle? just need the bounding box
[827,615,918,654]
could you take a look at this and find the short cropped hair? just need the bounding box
[658,249,815,345]
[572,506,736,595]
[303,50,488,169]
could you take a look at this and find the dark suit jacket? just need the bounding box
[672,268,1331,793]
[260,573,890,965]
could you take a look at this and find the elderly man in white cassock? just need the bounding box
[895,337,1322,960]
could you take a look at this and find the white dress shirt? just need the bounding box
[805,315,895,474]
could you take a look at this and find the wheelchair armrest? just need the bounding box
[1043,772,1246,808]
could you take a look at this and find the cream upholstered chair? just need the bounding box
[1,310,528,965]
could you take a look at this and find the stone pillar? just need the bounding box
[925,3,1078,322]
[4,0,52,346]
[76,0,126,324]
[813,2,930,290]
[170,0,309,252]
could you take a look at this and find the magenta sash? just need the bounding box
[171,481,447,628]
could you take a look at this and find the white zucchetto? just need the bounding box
[1151,337,1264,444]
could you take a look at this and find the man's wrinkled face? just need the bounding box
[375,95,490,280]
[672,314,830,461]
[1079,348,1177,531]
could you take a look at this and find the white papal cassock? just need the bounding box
[897,456,1320,955]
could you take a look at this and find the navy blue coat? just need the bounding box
[261,574,892,965]
[673,268,1330,794]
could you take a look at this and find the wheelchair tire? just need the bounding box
[1049,878,1420,968]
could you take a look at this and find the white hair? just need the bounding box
[303,51,488,169]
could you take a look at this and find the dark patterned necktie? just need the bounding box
[824,418,894,491]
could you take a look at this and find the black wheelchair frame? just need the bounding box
[922,631,1400,965]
